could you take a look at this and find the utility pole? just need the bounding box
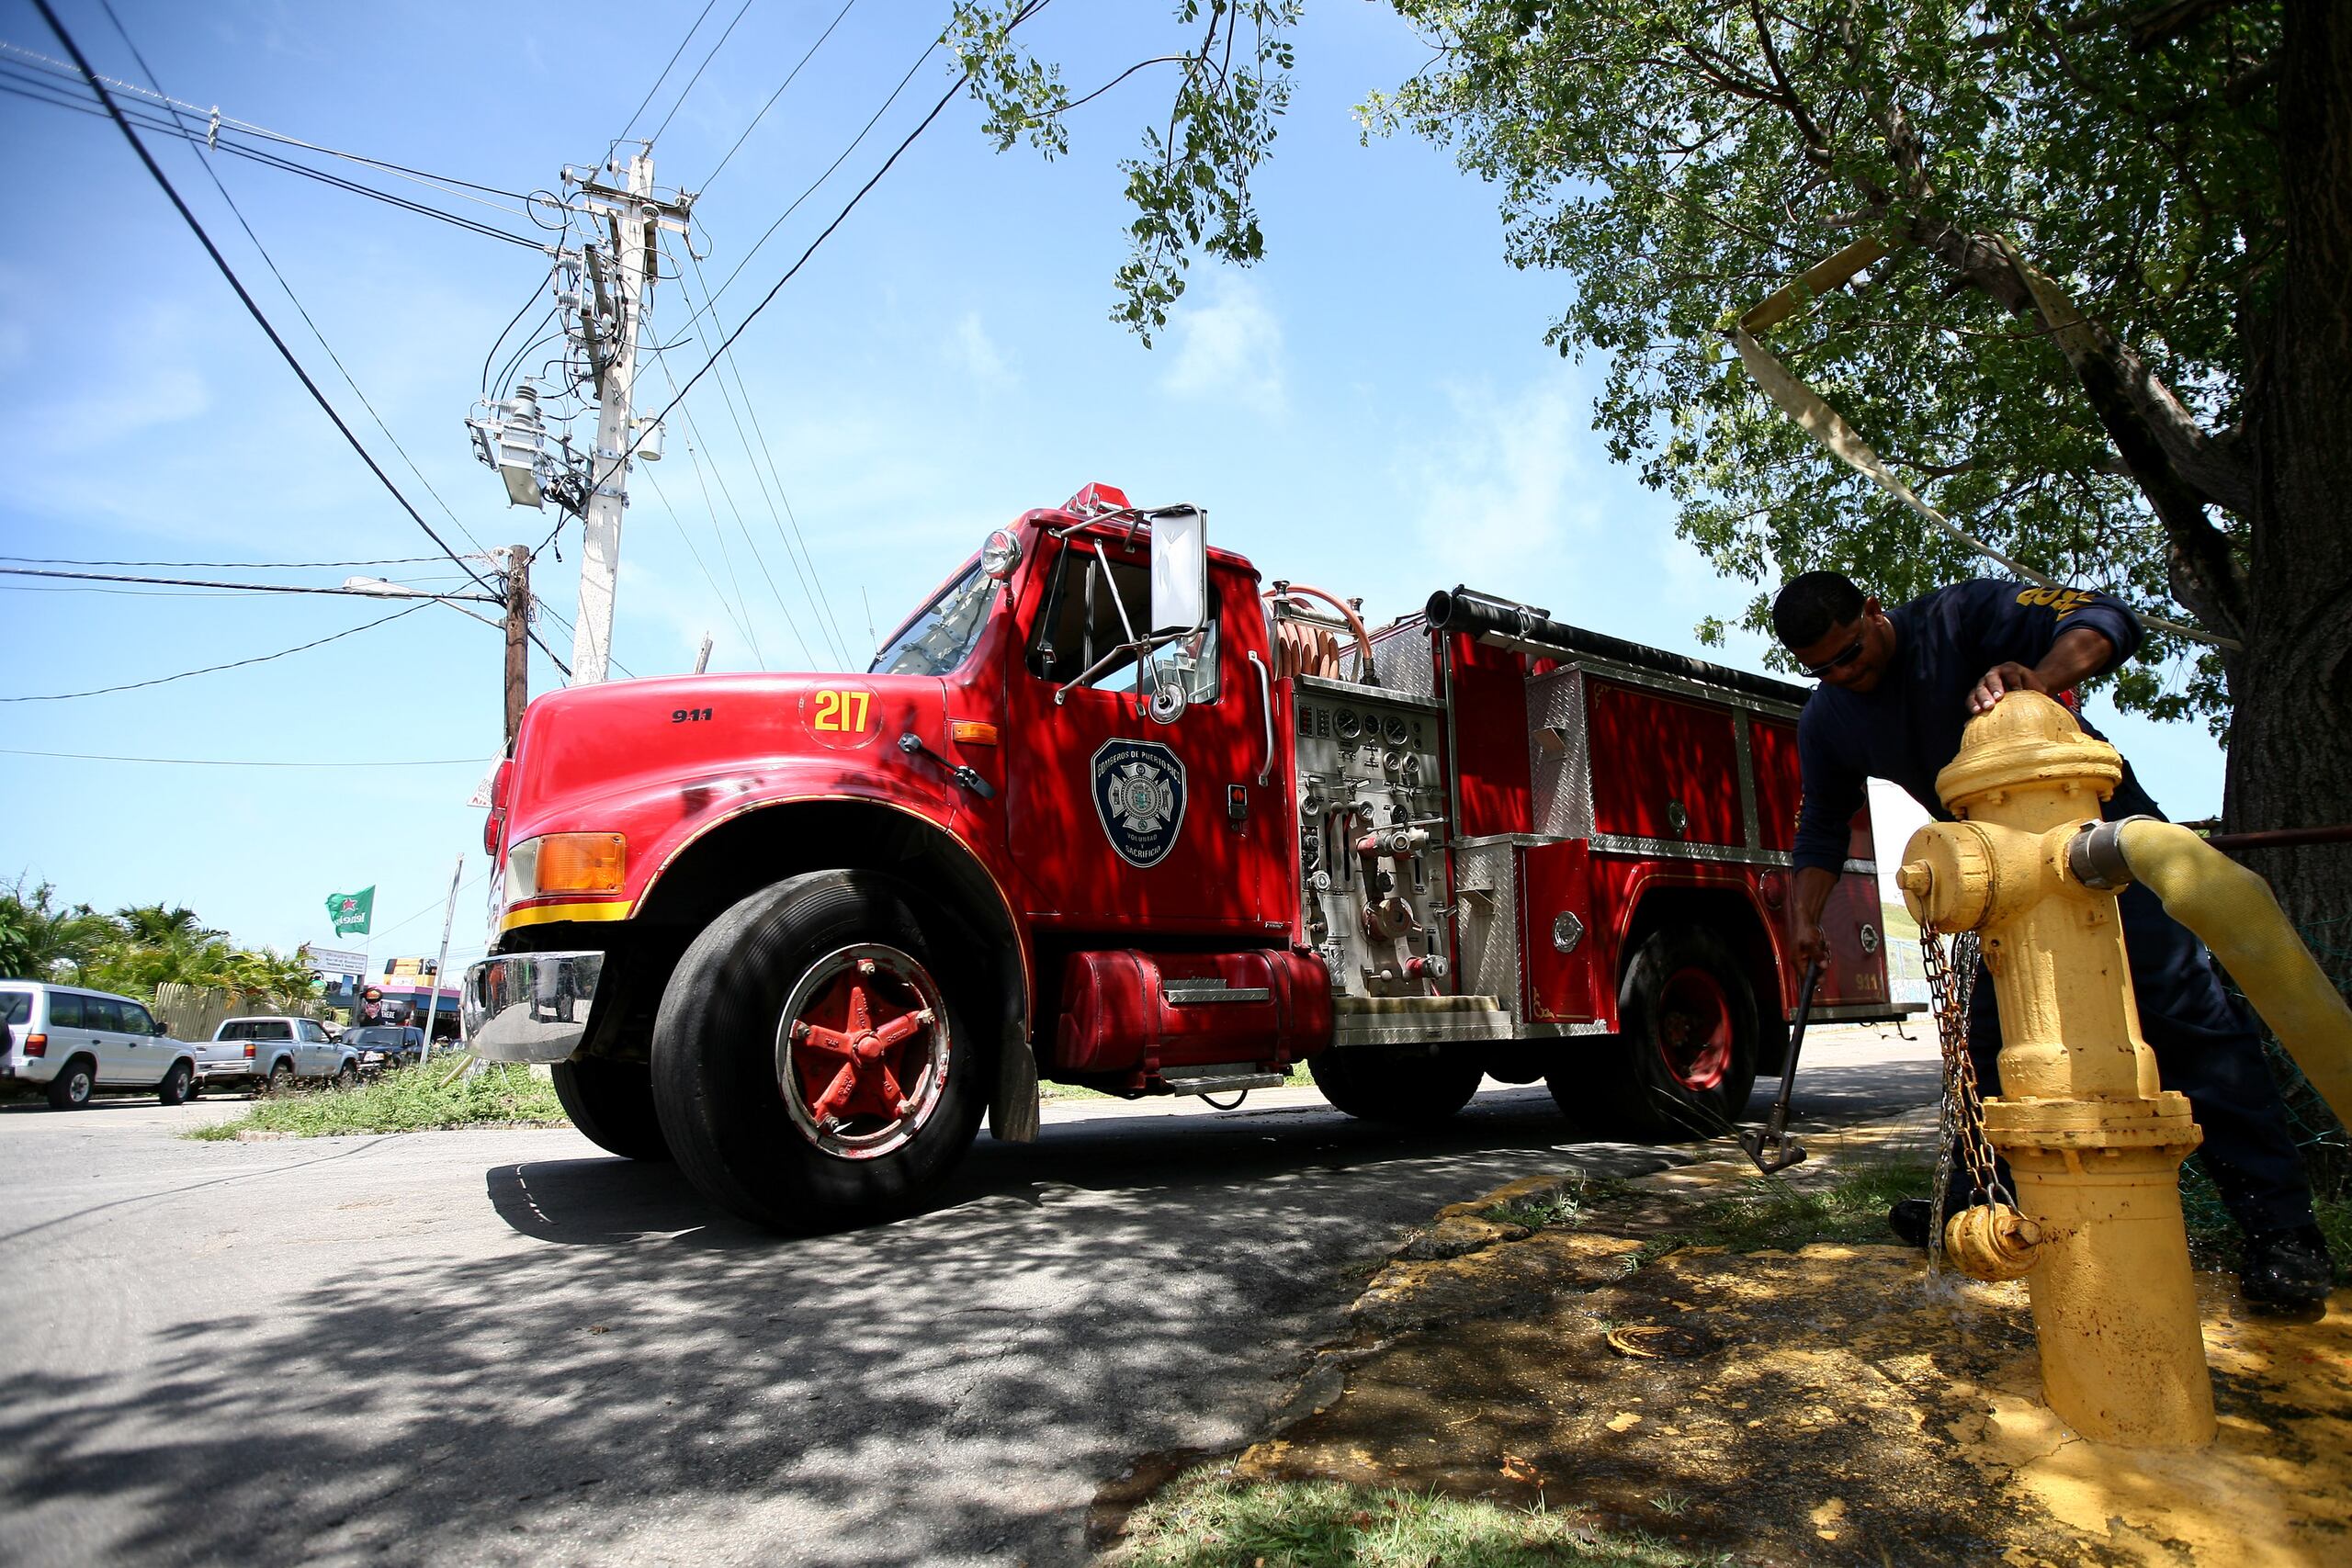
[503,543,531,746]
[419,852,464,1064]
[465,148,689,685]
[573,151,655,684]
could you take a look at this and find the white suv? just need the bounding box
[0,982,202,1110]
[200,1016,358,1094]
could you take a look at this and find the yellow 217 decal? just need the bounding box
[810,689,872,733]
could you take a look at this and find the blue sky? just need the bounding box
[0,0,2226,973]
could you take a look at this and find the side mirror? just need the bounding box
[1149,506,1206,637]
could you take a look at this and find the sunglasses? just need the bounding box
[1804,630,1868,679]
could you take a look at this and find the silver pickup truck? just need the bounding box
[197,1016,358,1094]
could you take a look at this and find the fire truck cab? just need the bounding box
[465,485,1899,1230]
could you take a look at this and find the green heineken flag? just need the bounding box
[326,886,375,937]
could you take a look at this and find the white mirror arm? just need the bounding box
[1055,628,1191,705]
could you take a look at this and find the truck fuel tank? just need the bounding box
[1054,948,1332,1077]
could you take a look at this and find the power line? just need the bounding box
[639,463,760,661]
[93,0,495,566]
[0,553,450,569]
[0,600,433,703]
[28,0,502,611]
[648,0,757,148]
[0,565,498,599]
[627,51,975,484]
[0,40,534,209]
[695,33,939,324]
[0,747,485,768]
[612,0,719,153]
[0,75,541,248]
[666,237,848,665]
[699,0,861,195]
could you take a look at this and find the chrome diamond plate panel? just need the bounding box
[1526,667,1594,839]
[1452,837,1523,1023]
[1369,621,1439,701]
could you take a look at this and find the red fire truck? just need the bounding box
[463,484,1897,1230]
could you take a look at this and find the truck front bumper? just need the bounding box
[462,951,605,1063]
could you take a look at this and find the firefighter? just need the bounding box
[1772,570,2335,1309]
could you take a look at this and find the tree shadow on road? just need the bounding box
[0,1065,1939,1566]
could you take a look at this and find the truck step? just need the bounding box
[1158,1064,1289,1097]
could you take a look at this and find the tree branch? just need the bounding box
[1895,216,2251,645]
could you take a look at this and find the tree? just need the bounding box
[116,904,224,945]
[955,0,2350,931]
[0,878,119,982]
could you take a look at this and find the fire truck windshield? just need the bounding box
[869,560,1001,677]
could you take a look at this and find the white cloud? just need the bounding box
[1391,379,1591,591]
[949,312,1012,385]
[1162,276,1285,418]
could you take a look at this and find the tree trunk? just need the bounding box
[2222,0,2352,957]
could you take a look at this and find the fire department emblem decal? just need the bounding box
[1091,739,1187,869]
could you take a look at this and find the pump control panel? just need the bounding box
[1290,674,1451,997]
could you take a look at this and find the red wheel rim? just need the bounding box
[1654,965,1733,1090]
[775,942,950,1160]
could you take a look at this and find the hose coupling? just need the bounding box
[1944,1202,2047,1281]
[2065,815,2157,891]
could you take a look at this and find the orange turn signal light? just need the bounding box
[949,720,1000,746]
[535,832,628,896]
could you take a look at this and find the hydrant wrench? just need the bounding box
[1739,957,1823,1176]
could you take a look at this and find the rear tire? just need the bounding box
[266,1060,296,1096]
[1308,1050,1484,1125]
[651,870,987,1232]
[1556,925,1758,1141]
[157,1059,195,1106]
[47,1055,96,1111]
[552,1057,673,1162]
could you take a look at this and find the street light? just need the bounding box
[341,577,505,630]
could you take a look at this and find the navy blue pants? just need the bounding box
[1966,877,2316,1235]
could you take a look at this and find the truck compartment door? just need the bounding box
[1520,839,1600,1022]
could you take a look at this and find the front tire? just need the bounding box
[651,871,987,1232]
[1557,925,1758,1140]
[1308,1049,1484,1125]
[157,1059,195,1106]
[334,1060,359,1091]
[552,1057,673,1162]
[47,1055,96,1111]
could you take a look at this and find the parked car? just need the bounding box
[345,1024,425,1074]
[198,1016,359,1094]
[0,981,202,1109]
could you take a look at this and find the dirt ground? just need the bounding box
[1224,1123,2352,1567]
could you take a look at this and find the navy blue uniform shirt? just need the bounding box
[1792,581,2146,874]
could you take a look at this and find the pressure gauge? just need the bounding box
[1334,708,1362,741]
[1383,715,1409,746]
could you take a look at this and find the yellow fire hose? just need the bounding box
[2072,817,2352,1130]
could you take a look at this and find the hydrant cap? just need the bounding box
[1899,822,1994,931]
[1934,692,2122,811]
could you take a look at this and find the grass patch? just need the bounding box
[1486,1161,1932,1269]
[185,1062,566,1140]
[1673,1157,1932,1254]
[1114,1472,1718,1568]
[1479,1182,1588,1231]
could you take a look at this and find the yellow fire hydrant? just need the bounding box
[1897,692,2215,1448]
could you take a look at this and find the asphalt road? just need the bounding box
[0,1027,1937,1568]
